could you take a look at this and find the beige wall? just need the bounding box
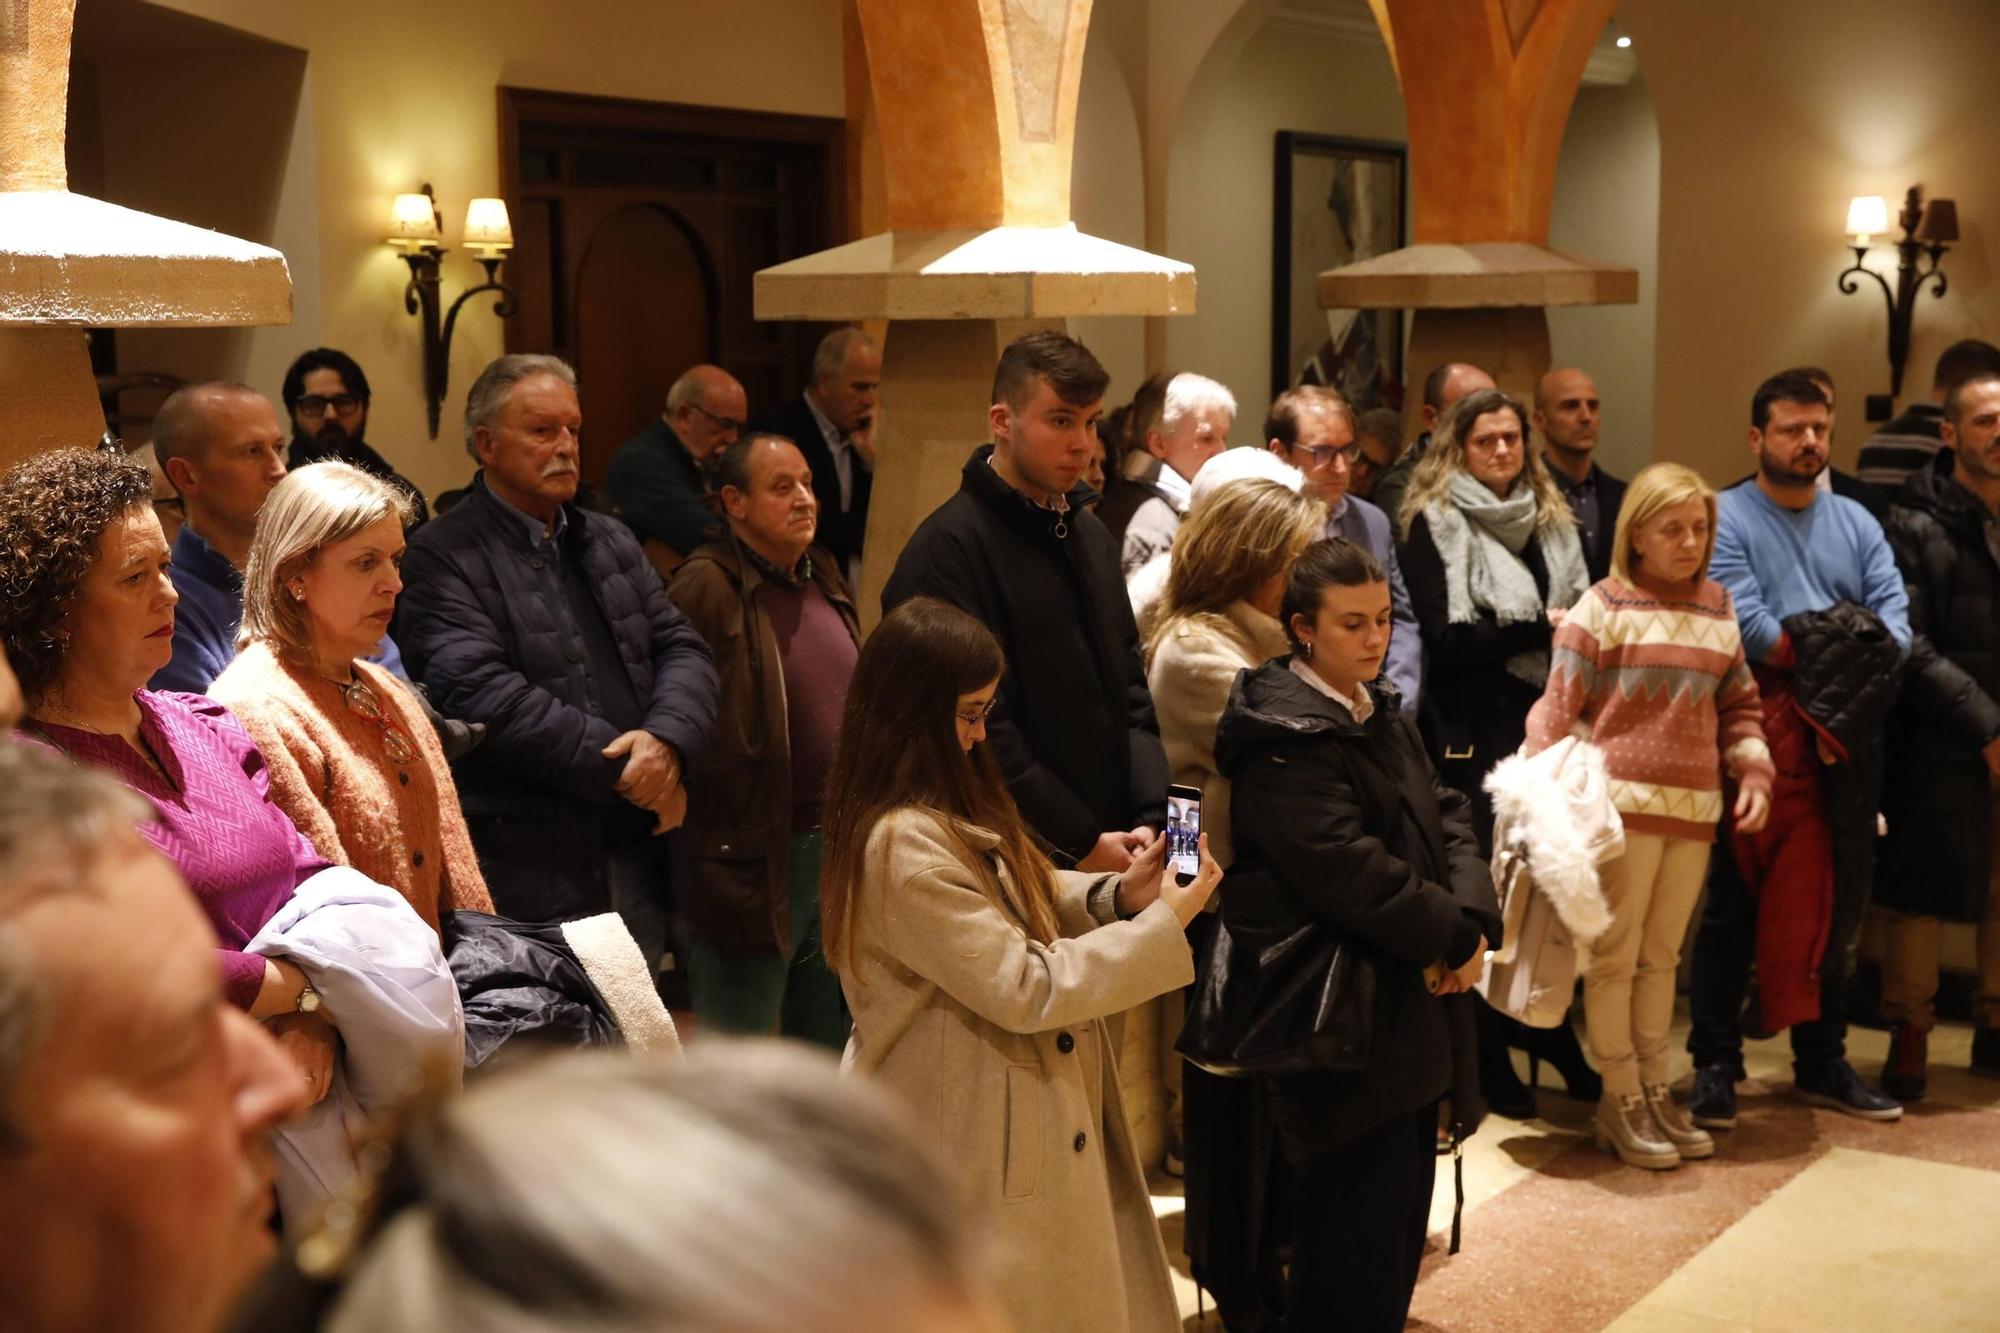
[1159,19,1406,427]
[1625,0,2000,484]
[129,0,844,504]
[1546,76,1659,478]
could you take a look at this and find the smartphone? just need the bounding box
[1166,784,1203,886]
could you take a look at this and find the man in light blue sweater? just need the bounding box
[1690,371,1911,1130]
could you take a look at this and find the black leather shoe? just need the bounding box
[1689,1063,1738,1130]
[1881,1023,1927,1102]
[1972,1027,2000,1079]
[1794,1059,1903,1121]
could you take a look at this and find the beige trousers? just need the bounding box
[1882,799,2000,1029]
[1582,834,1713,1097]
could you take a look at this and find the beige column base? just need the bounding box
[855,316,1063,629]
[1403,307,1553,439]
[0,326,106,469]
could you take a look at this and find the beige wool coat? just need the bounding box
[1145,600,1290,870]
[844,807,1193,1333]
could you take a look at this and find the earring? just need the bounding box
[1302,639,1314,659]
[289,584,305,601]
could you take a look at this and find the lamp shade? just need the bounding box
[388,192,441,246]
[1846,195,1889,243]
[1918,197,1959,244]
[463,197,514,252]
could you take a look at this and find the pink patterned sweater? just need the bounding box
[1525,574,1774,843]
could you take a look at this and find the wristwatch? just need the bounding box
[295,984,322,1015]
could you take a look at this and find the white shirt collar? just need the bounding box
[1155,462,1193,513]
[1289,656,1374,722]
[804,391,846,455]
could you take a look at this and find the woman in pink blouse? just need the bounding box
[1,449,337,1100]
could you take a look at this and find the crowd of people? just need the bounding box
[3,322,1999,1333]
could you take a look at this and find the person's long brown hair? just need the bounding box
[819,597,1062,972]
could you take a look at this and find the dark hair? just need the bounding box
[714,431,797,494]
[1352,406,1401,450]
[1751,371,1829,430]
[1933,339,2000,395]
[990,331,1109,413]
[1943,373,2000,422]
[281,347,371,415]
[1279,538,1386,650]
[1778,365,1834,397]
[1264,384,1354,448]
[0,448,155,703]
[819,598,1059,966]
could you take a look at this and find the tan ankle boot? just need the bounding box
[1644,1083,1715,1159]
[1594,1092,1680,1170]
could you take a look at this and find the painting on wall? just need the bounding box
[1271,132,1407,411]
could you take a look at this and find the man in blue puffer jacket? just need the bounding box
[397,354,717,988]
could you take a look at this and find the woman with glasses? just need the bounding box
[821,597,1222,1333]
[211,462,493,934]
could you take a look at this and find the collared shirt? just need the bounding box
[484,474,569,549]
[739,535,812,590]
[1154,460,1194,514]
[1289,656,1375,723]
[805,391,867,511]
[1552,462,1604,557]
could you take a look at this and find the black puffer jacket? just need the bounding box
[397,475,718,920]
[1879,456,2000,919]
[1215,659,1501,1158]
[1783,602,1904,960]
[882,446,1168,859]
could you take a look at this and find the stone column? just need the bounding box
[1324,0,1636,426]
[0,0,291,468]
[756,0,1193,624]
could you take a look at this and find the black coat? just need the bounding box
[1879,455,2000,920]
[882,445,1169,859]
[748,396,872,572]
[396,475,718,919]
[1398,511,1556,851]
[1563,463,1628,582]
[1215,660,1501,1159]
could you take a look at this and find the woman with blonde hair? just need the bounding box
[1398,386,1595,1116]
[212,461,493,933]
[822,596,1221,1333]
[1524,462,1773,1168]
[1146,472,1322,1331]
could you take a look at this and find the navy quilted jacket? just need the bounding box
[396,476,717,915]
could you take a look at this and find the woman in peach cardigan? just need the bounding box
[212,462,491,933]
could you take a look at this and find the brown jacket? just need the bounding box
[844,807,1191,1333]
[668,535,859,952]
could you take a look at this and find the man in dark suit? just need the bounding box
[1533,366,1628,582]
[604,363,746,558]
[749,328,880,586]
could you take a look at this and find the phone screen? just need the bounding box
[1167,785,1202,883]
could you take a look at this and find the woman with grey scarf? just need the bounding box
[1398,386,1596,1120]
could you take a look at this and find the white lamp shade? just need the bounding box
[388,192,441,244]
[463,197,514,250]
[1846,195,1889,242]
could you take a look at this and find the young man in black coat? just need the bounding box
[882,331,1168,871]
[1878,371,2000,1097]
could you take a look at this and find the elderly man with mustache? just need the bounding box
[395,354,718,989]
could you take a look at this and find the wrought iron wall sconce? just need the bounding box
[1838,184,1956,422]
[386,185,518,438]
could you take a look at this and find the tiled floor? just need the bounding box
[1153,1015,2000,1331]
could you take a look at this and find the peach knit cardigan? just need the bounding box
[210,640,493,933]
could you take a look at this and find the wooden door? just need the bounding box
[500,89,844,489]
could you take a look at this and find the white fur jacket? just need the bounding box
[1483,735,1624,948]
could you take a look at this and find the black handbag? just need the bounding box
[1177,885,1378,1078]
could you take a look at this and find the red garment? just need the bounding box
[1731,665,1834,1031]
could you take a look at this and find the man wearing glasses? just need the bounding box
[1266,384,1421,708]
[282,347,431,525]
[606,363,748,561]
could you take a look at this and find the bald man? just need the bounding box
[1372,361,1496,536]
[606,364,748,557]
[1532,367,1627,580]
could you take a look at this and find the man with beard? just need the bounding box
[281,347,431,525]
[395,354,718,980]
[1532,367,1627,580]
[1688,370,1911,1128]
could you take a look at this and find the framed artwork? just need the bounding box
[1271,131,1407,411]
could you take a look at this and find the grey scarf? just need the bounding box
[1425,471,1590,686]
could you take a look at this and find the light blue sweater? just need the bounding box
[1710,481,1910,663]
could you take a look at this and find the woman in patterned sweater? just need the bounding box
[1524,463,1774,1170]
